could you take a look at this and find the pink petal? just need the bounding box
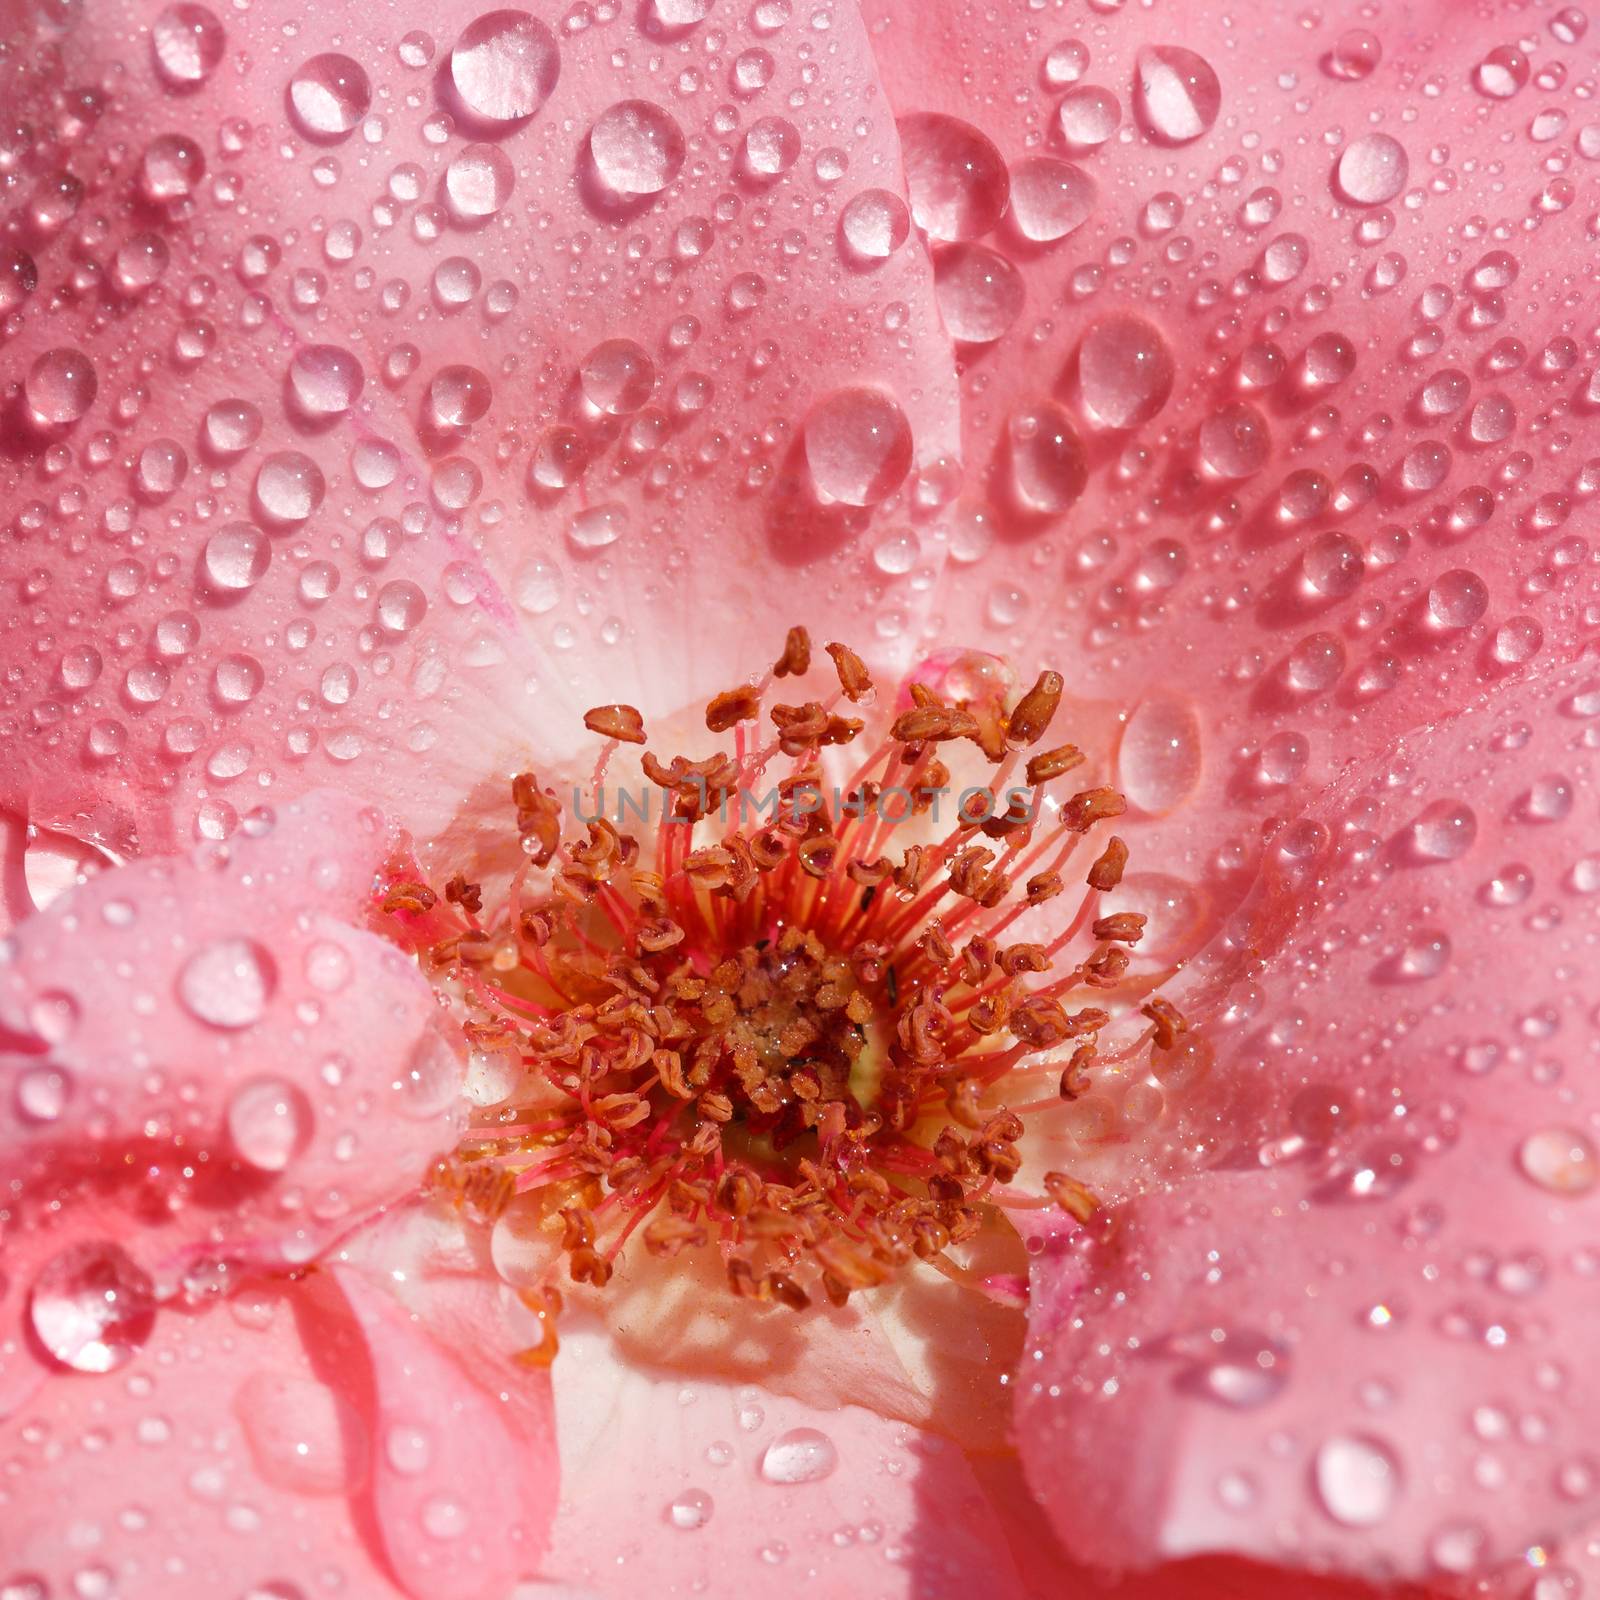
[334,1259,557,1600]
[534,1309,1029,1598]
[0,1268,408,1597]
[0,789,465,1292]
[1018,653,1600,1583]
[857,0,1600,940]
[1,0,961,860]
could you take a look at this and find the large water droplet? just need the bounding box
[1198,402,1270,478]
[759,1428,839,1484]
[1078,314,1174,428]
[1314,1435,1400,1527]
[202,522,271,594]
[1006,401,1085,515]
[589,100,686,197]
[30,1242,156,1374]
[1057,85,1120,151]
[804,386,913,506]
[1009,156,1095,242]
[579,339,656,415]
[152,3,225,87]
[24,347,97,427]
[896,112,1009,242]
[1407,800,1477,863]
[445,143,514,219]
[450,10,560,123]
[254,451,326,526]
[287,53,372,142]
[1519,1127,1597,1194]
[288,345,364,420]
[226,1076,313,1172]
[1132,46,1220,144]
[177,938,277,1029]
[839,188,910,259]
[933,244,1024,344]
[1334,134,1409,205]
[1118,694,1203,813]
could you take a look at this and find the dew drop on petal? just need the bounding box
[804,386,913,506]
[1519,1128,1597,1194]
[450,10,560,124]
[152,3,225,88]
[30,1242,156,1374]
[896,112,1009,242]
[287,53,372,142]
[177,938,277,1029]
[235,1370,362,1494]
[667,1488,714,1529]
[759,1427,838,1484]
[1334,134,1409,205]
[1198,402,1270,478]
[933,244,1024,344]
[254,451,326,526]
[1314,1436,1401,1528]
[202,522,271,594]
[1008,156,1095,242]
[579,339,656,415]
[1117,694,1203,813]
[226,1077,313,1172]
[1057,85,1120,151]
[839,188,909,259]
[288,345,364,419]
[589,100,686,197]
[1006,401,1085,515]
[1407,800,1477,863]
[24,347,96,427]
[1078,314,1174,429]
[1131,46,1220,144]
[445,142,515,219]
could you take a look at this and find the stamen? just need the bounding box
[386,631,1191,1324]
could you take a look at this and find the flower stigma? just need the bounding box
[380,628,1190,1351]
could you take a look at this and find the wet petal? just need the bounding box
[0,0,961,859]
[535,1310,1028,1598]
[0,790,465,1292]
[1018,654,1600,1582]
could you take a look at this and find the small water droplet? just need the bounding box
[666,1487,714,1529]
[30,1242,156,1374]
[760,1427,839,1484]
[1314,1435,1401,1527]
[226,1076,313,1172]
[1519,1127,1597,1194]
[1334,134,1409,205]
[25,347,97,427]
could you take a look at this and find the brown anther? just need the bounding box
[443,874,483,915]
[1092,911,1146,944]
[1059,1042,1096,1100]
[569,1246,614,1287]
[383,880,438,915]
[1087,836,1129,891]
[715,1167,761,1217]
[1043,1171,1100,1224]
[1061,786,1128,833]
[890,705,981,744]
[636,917,685,954]
[583,703,647,745]
[700,1091,735,1122]
[822,714,864,746]
[764,1271,811,1311]
[683,845,735,890]
[959,937,994,985]
[847,857,892,887]
[911,1214,952,1259]
[653,1047,692,1099]
[774,625,812,678]
[1026,870,1063,906]
[707,684,762,732]
[560,1205,595,1251]
[1083,946,1131,987]
[644,1214,707,1257]
[1008,670,1064,746]
[894,845,928,896]
[1025,744,1085,785]
[1142,996,1189,1051]
[825,641,873,702]
[771,700,830,753]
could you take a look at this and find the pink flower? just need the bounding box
[2,0,1597,1595]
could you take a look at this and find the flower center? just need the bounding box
[381,628,1186,1338]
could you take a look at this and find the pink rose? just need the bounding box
[2,1,1596,1597]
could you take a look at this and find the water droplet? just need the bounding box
[568,502,629,552]
[1474,44,1529,98]
[1078,314,1174,428]
[254,451,326,526]
[288,345,364,420]
[1009,156,1095,242]
[1314,1435,1400,1527]
[1334,134,1409,205]
[30,1242,156,1374]
[152,4,225,87]
[1169,1329,1289,1407]
[1407,800,1477,863]
[1426,569,1488,630]
[896,112,1009,242]
[933,244,1024,344]
[201,523,270,594]
[666,1488,714,1529]
[24,347,97,427]
[742,116,800,178]
[840,188,910,259]
[377,580,428,635]
[1132,46,1220,144]
[760,1428,839,1484]
[1326,29,1381,80]
[226,1077,313,1172]
[287,53,372,142]
[450,10,559,123]
[1056,84,1120,151]
[138,133,205,201]
[1118,694,1203,813]
[589,100,685,197]
[204,398,262,458]
[236,1370,363,1494]
[1198,402,1270,478]
[804,386,913,506]
[1519,1127,1596,1194]
[579,339,656,415]
[1006,401,1085,515]
[177,938,277,1029]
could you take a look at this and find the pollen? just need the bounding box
[382,631,1189,1317]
